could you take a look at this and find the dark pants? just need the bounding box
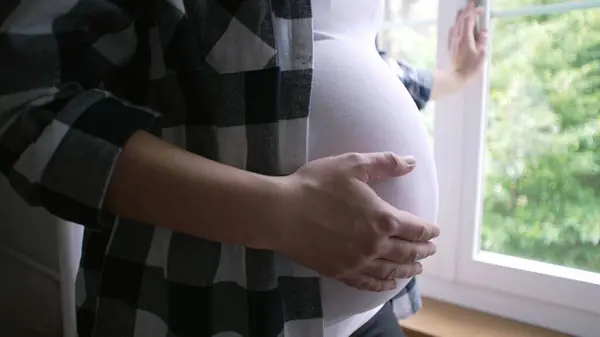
[349,302,406,337]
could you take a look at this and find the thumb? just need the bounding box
[353,152,416,182]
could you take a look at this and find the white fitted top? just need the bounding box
[309,0,439,336]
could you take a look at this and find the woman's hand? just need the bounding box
[275,152,439,292]
[431,0,489,99]
[449,0,489,82]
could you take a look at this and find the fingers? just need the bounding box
[468,3,485,34]
[460,12,481,51]
[379,209,440,241]
[380,238,436,264]
[337,273,398,292]
[476,28,489,49]
[448,25,455,51]
[448,10,461,50]
[454,9,464,42]
[338,260,424,291]
[468,0,481,12]
[456,8,464,21]
[345,152,416,183]
[452,2,485,44]
[362,259,423,280]
[476,29,489,61]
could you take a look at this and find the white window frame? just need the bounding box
[384,1,600,336]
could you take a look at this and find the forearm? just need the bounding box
[105,130,286,250]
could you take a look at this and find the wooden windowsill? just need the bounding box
[400,298,571,337]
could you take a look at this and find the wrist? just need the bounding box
[241,174,295,251]
[432,70,464,99]
[448,69,470,86]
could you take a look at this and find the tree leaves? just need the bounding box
[481,7,600,273]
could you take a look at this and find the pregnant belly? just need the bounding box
[309,39,439,328]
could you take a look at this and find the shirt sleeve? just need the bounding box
[0,1,161,230]
[378,50,434,111]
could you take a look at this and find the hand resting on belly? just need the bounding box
[309,39,439,325]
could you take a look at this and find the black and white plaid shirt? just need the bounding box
[0,1,432,336]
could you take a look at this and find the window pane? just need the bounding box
[380,0,438,68]
[492,0,583,10]
[379,0,439,134]
[384,0,438,22]
[481,9,600,273]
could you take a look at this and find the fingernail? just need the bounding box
[404,156,416,167]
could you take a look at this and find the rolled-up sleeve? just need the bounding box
[0,1,160,230]
[378,50,434,111]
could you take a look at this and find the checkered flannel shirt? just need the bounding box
[0,1,432,336]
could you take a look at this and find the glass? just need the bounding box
[480,9,600,273]
[384,0,438,22]
[379,0,439,135]
[492,0,583,10]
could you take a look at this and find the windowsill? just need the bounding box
[400,298,570,337]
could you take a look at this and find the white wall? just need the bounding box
[0,177,82,337]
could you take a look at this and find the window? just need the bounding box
[378,0,439,135]
[381,1,600,336]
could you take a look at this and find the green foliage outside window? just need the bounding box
[483,2,600,272]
